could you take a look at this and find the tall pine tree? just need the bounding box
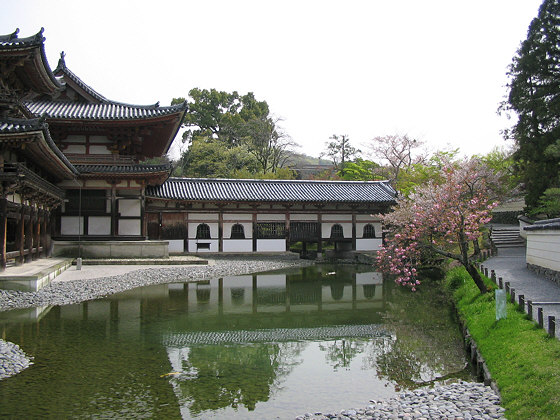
[504,0,560,210]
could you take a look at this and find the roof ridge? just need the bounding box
[166,177,390,184]
[53,55,187,110]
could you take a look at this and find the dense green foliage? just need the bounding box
[446,267,560,420]
[503,0,560,210]
[172,89,295,178]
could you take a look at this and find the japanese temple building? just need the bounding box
[0,28,396,269]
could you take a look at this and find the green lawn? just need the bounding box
[445,267,560,420]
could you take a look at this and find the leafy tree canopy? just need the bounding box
[172,88,296,177]
[501,0,560,209]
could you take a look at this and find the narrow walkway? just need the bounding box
[482,246,560,339]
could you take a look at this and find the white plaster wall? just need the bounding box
[519,219,531,239]
[64,144,86,154]
[322,214,352,221]
[119,199,141,217]
[187,213,219,221]
[257,239,286,252]
[61,216,84,235]
[188,222,218,238]
[66,135,86,142]
[356,222,381,238]
[223,222,252,239]
[88,216,111,235]
[90,135,110,143]
[188,239,219,252]
[223,239,253,252]
[223,213,252,221]
[526,231,560,271]
[89,145,112,155]
[356,238,382,251]
[321,222,352,238]
[356,214,380,222]
[84,180,109,188]
[168,239,184,253]
[291,214,318,221]
[257,214,285,221]
[118,219,141,236]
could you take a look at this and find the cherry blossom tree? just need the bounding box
[377,158,497,293]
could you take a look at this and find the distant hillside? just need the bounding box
[286,152,334,179]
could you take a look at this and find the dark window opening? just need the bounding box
[289,222,318,241]
[196,242,211,250]
[256,222,285,239]
[363,224,376,238]
[65,190,107,213]
[330,224,344,239]
[196,223,211,239]
[230,224,245,239]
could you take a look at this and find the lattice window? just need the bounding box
[290,222,319,241]
[330,224,344,239]
[363,224,376,238]
[231,223,245,239]
[196,223,211,239]
[256,222,286,239]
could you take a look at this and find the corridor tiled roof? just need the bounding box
[76,163,172,175]
[147,177,397,204]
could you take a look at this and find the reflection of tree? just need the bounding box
[174,342,305,415]
[319,339,366,371]
[363,281,470,388]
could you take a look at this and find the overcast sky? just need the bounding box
[2,0,543,160]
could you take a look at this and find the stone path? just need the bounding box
[482,246,560,339]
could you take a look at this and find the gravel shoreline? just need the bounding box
[296,381,506,419]
[0,256,312,379]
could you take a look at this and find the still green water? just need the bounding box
[0,264,471,419]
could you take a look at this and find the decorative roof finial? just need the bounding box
[9,28,19,40]
[58,51,66,69]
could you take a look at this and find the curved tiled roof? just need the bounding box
[0,117,78,177]
[0,28,64,93]
[147,177,397,204]
[26,100,187,121]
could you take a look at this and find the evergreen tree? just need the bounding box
[503,0,560,210]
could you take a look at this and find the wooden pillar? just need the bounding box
[0,198,7,270]
[317,210,323,254]
[140,183,147,238]
[284,207,290,251]
[111,182,117,237]
[40,209,48,257]
[16,203,25,265]
[252,208,257,252]
[25,205,33,263]
[33,207,40,260]
[352,210,357,251]
[218,207,223,253]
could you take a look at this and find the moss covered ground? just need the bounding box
[445,267,560,420]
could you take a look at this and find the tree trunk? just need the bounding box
[465,262,487,294]
[472,239,481,258]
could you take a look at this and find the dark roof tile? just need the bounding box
[147,178,397,204]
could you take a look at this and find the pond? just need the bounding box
[0,264,472,419]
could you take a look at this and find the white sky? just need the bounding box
[2,0,543,161]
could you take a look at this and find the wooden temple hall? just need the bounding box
[0,28,397,270]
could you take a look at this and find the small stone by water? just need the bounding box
[0,339,33,380]
[296,381,506,420]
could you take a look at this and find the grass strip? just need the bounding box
[445,267,560,420]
